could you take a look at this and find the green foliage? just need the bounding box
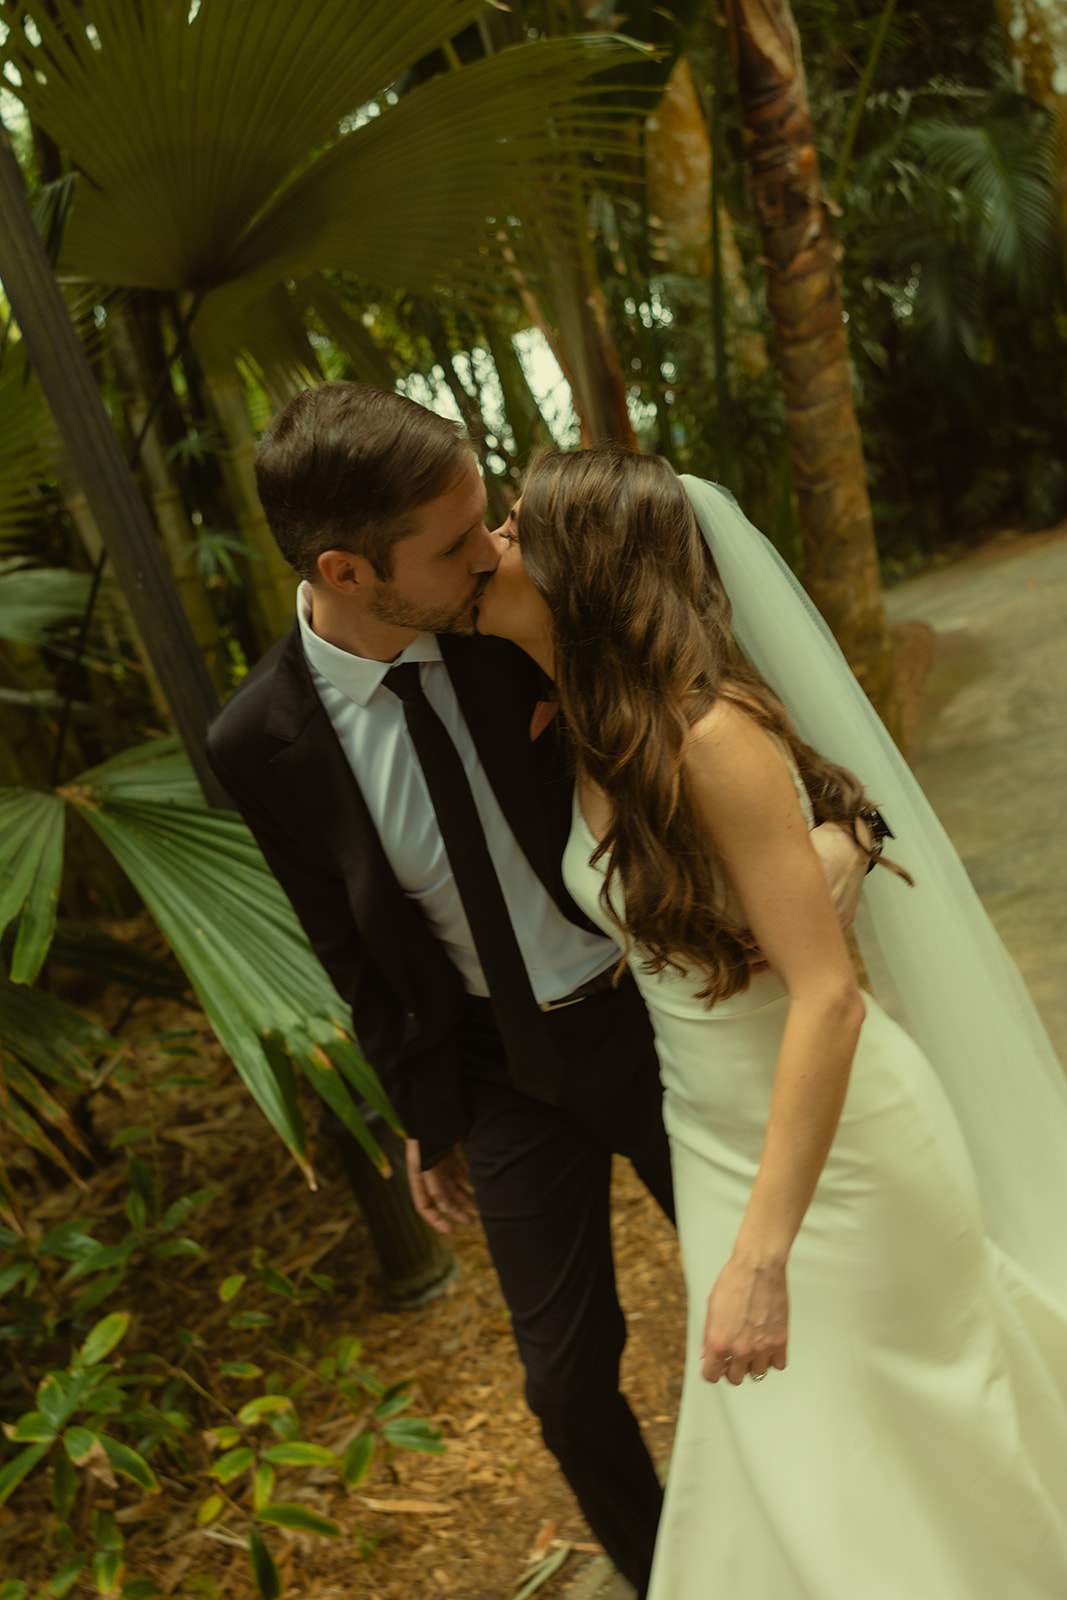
[0,564,96,650]
[2,0,646,392]
[0,365,51,549]
[0,738,397,1181]
[0,1183,445,1600]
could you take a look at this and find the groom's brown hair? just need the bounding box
[255,381,470,582]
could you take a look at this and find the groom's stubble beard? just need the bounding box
[368,576,488,637]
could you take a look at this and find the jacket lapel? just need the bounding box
[263,630,443,1010]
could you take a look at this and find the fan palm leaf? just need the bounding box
[4,0,647,374]
[0,975,120,1192]
[0,739,397,1182]
[0,364,50,547]
[0,562,96,648]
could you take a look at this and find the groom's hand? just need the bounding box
[405,1139,476,1236]
[810,818,870,931]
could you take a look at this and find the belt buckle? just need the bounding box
[539,993,586,1013]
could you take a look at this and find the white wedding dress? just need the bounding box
[563,767,1067,1599]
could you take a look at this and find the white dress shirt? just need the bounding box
[296,584,615,1002]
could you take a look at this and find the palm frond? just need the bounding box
[224,37,649,290]
[5,0,496,287]
[0,974,121,1187]
[0,365,50,548]
[0,788,65,984]
[66,744,396,1180]
[907,99,1061,305]
[0,563,96,646]
[300,273,397,390]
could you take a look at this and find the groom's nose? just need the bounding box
[470,520,503,574]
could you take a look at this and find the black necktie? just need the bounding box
[384,662,564,1105]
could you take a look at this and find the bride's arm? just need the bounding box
[686,703,867,1386]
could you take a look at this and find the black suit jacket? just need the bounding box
[206,627,601,1160]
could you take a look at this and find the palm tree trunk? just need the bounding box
[108,304,230,692]
[995,0,1067,245]
[721,0,902,738]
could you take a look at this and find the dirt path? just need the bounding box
[885,523,1067,1064]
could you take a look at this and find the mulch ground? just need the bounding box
[0,965,685,1600]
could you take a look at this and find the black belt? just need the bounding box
[539,963,618,1013]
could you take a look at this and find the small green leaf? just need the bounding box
[237,1395,293,1426]
[208,1446,254,1484]
[260,1443,335,1466]
[110,1128,153,1149]
[197,1494,224,1525]
[125,1154,160,1221]
[382,1417,447,1455]
[0,1582,29,1600]
[257,1262,297,1299]
[219,1362,262,1379]
[332,1335,362,1373]
[124,1191,147,1232]
[72,1271,125,1318]
[228,1312,273,1330]
[120,1582,163,1599]
[92,1508,123,1550]
[307,1272,333,1293]
[350,1369,384,1398]
[218,1273,245,1302]
[52,1449,77,1518]
[253,1461,275,1512]
[317,1355,336,1382]
[341,1431,375,1487]
[79,1312,130,1367]
[150,1238,206,1260]
[92,1548,124,1594]
[63,1426,98,1464]
[11,1410,57,1443]
[372,1392,412,1421]
[247,1528,281,1600]
[46,1553,88,1597]
[100,1437,159,1493]
[0,1261,29,1295]
[0,1441,50,1503]
[255,1502,341,1538]
[210,1426,242,1450]
[37,1375,73,1429]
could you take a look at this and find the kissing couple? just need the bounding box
[209,382,1067,1599]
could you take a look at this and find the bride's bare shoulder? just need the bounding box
[685,693,792,808]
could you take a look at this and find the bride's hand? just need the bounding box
[700,1256,789,1385]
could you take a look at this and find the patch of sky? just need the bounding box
[340,102,381,135]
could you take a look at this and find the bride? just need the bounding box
[475,442,1067,1599]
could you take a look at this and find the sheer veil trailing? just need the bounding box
[681,475,1067,1318]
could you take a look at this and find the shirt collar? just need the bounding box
[296,581,442,708]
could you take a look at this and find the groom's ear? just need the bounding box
[316,547,373,597]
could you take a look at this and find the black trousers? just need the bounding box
[456,981,675,1600]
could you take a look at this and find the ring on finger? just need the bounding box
[749,1371,767,1383]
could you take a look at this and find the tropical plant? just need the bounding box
[1,0,648,635]
[0,740,395,1186]
[0,1237,445,1598]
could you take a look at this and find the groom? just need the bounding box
[206,381,867,1597]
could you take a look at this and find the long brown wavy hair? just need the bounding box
[518,443,899,1003]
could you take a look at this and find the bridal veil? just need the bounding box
[680,475,1067,1318]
